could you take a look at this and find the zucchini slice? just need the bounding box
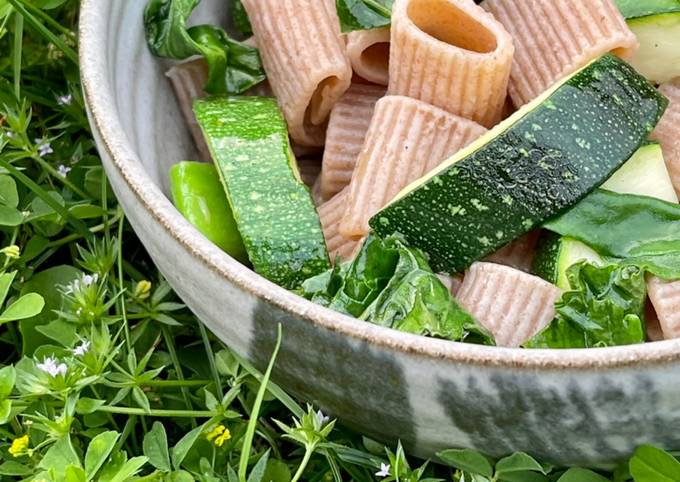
[602,142,678,203]
[615,0,680,83]
[534,142,678,288]
[532,234,603,290]
[194,96,330,289]
[369,55,667,274]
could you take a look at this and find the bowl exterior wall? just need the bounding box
[81,0,680,465]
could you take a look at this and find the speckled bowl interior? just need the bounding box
[79,0,680,466]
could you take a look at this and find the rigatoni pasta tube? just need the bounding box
[388,0,513,127]
[648,277,680,340]
[318,83,386,202]
[484,232,539,272]
[166,59,212,162]
[346,28,391,85]
[483,0,638,107]
[318,188,363,263]
[340,95,486,238]
[165,57,273,161]
[242,0,352,146]
[651,79,680,196]
[456,262,561,347]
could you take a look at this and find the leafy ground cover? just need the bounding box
[0,1,678,481]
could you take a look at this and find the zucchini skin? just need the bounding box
[194,96,330,289]
[369,55,668,274]
[531,232,562,285]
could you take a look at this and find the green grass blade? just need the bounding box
[0,158,92,238]
[238,324,283,482]
[12,12,22,99]
[5,0,78,64]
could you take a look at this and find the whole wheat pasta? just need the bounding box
[166,59,212,162]
[388,0,513,127]
[456,262,561,347]
[318,188,364,263]
[437,274,464,296]
[646,301,664,342]
[483,0,638,107]
[166,57,273,161]
[340,95,487,238]
[346,28,391,85]
[296,158,322,188]
[651,79,680,196]
[648,277,680,340]
[242,0,352,146]
[318,83,386,202]
[484,231,539,272]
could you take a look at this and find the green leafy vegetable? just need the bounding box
[336,0,392,33]
[614,0,680,19]
[143,0,265,94]
[526,262,646,348]
[544,190,680,280]
[301,236,493,343]
[231,0,252,36]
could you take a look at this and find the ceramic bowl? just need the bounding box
[79,0,680,466]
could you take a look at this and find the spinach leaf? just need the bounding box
[336,0,393,33]
[300,235,493,344]
[544,189,680,280]
[144,0,265,94]
[231,0,253,36]
[525,262,646,349]
[614,0,680,19]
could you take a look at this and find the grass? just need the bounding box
[0,1,676,481]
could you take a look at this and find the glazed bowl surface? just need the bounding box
[79,0,680,466]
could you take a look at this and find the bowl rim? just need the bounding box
[78,0,680,370]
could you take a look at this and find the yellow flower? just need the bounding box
[0,245,20,259]
[134,280,152,300]
[9,435,29,457]
[206,424,231,447]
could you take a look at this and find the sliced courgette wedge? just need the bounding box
[194,96,330,289]
[534,142,678,288]
[369,55,667,274]
[615,0,680,83]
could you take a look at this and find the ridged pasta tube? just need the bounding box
[648,277,680,340]
[166,59,212,162]
[651,79,680,197]
[317,188,364,263]
[456,262,561,347]
[483,232,539,272]
[242,0,353,146]
[483,0,638,107]
[346,28,391,85]
[389,0,514,127]
[340,95,486,238]
[318,83,386,202]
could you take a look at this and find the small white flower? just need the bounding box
[64,280,78,294]
[82,273,98,286]
[5,131,15,139]
[375,463,390,478]
[73,340,91,356]
[37,357,68,377]
[316,409,330,427]
[56,93,73,106]
[57,164,71,177]
[35,138,53,157]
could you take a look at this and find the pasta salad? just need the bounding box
[143,0,680,349]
